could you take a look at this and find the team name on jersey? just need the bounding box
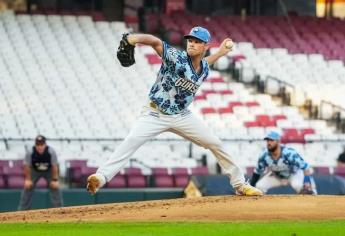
[175,78,199,93]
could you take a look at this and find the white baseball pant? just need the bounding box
[256,170,305,193]
[97,105,245,187]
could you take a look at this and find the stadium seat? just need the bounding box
[125,167,142,175]
[3,166,23,176]
[127,175,147,188]
[67,160,88,187]
[7,176,24,189]
[172,168,188,175]
[106,175,127,188]
[152,167,169,176]
[0,176,5,188]
[12,160,24,167]
[313,166,330,175]
[0,160,10,168]
[173,175,189,188]
[172,168,189,187]
[191,166,209,175]
[36,178,48,188]
[334,167,345,178]
[246,167,255,176]
[153,175,174,188]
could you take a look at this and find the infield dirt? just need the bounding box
[1,195,344,223]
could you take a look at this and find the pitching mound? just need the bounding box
[1,195,344,223]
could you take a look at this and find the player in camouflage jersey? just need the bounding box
[87,27,263,196]
[250,131,317,194]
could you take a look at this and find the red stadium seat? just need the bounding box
[7,176,24,189]
[152,167,169,176]
[0,160,10,168]
[201,107,217,114]
[3,166,23,176]
[245,101,259,107]
[172,168,189,187]
[67,160,88,187]
[154,175,174,188]
[246,167,255,176]
[127,175,146,188]
[208,77,224,83]
[194,94,207,101]
[283,128,299,137]
[191,166,209,175]
[125,167,142,175]
[218,107,233,114]
[0,176,5,188]
[36,178,48,189]
[202,89,217,95]
[314,166,330,175]
[145,54,162,65]
[219,90,233,95]
[229,102,243,109]
[334,167,345,178]
[81,166,98,177]
[106,175,127,188]
[300,128,315,136]
[12,160,24,167]
[174,175,189,188]
[244,121,260,128]
[272,115,287,121]
[172,168,188,175]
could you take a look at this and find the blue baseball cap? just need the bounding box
[264,131,281,141]
[184,26,211,43]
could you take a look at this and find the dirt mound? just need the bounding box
[1,195,345,223]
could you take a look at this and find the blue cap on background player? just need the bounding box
[264,131,281,141]
[184,26,211,43]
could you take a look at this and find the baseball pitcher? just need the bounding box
[250,131,317,195]
[87,27,263,196]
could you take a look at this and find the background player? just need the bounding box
[18,135,63,210]
[87,26,263,196]
[250,131,317,194]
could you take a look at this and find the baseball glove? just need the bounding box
[117,33,135,67]
[299,183,314,195]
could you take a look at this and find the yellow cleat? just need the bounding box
[235,183,263,196]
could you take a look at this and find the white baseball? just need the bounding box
[225,40,233,49]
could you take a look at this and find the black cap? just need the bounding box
[35,135,46,145]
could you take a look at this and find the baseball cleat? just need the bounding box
[86,174,105,194]
[235,183,263,196]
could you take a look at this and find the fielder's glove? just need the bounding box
[117,33,135,67]
[299,184,314,195]
[299,176,315,195]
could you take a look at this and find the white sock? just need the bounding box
[94,173,106,187]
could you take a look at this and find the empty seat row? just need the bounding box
[66,162,209,188]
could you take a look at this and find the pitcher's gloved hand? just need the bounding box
[117,33,135,67]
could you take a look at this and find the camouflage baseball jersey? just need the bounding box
[149,41,209,115]
[254,145,309,179]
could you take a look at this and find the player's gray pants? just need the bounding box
[256,170,317,194]
[18,169,63,210]
[97,106,245,187]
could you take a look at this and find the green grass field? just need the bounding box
[0,221,344,236]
